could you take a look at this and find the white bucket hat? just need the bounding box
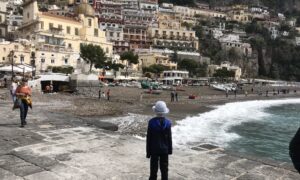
[152,101,169,114]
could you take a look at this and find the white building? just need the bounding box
[162,70,189,85]
[219,34,252,56]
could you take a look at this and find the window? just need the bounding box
[109,32,113,37]
[0,29,2,36]
[106,47,109,54]
[0,16,2,23]
[94,28,98,37]
[41,21,44,29]
[41,58,45,63]
[68,43,72,48]
[2,57,4,61]
[75,28,79,36]
[64,59,68,64]
[51,59,55,64]
[58,24,62,30]
[117,32,120,37]
[88,19,92,26]
[67,26,70,34]
[49,23,53,29]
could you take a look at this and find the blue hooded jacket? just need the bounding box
[146,117,172,157]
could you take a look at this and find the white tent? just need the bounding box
[39,74,70,82]
[0,65,33,73]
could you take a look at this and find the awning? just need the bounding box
[39,74,69,82]
[0,65,33,73]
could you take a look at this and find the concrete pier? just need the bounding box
[0,101,299,180]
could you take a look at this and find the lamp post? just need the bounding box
[9,50,14,81]
[30,51,36,78]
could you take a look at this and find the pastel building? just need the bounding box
[138,53,177,70]
[149,10,198,52]
[15,0,113,72]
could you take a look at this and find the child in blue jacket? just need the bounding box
[146,101,172,180]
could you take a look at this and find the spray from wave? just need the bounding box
[172,98,300,149]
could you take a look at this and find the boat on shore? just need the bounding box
[212,84,236,91]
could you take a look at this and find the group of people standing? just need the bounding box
[170,90,178,102]
[98,89,110,101]
[10,78,32,128]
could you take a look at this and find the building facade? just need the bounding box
[16,0,113,72]
[138,53,177,70]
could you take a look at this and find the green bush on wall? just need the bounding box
[47,66,74,74]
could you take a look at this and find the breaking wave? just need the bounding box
[172,98,300,148]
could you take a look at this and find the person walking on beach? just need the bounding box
[170,91,174,102]
[175,91,178,102]
[234,89,237,98]
[10,78,18,103]
[107,89,110,101]
[225,89,229,98]
[15,79,32,128]
[146,101,172,180]
[290,127,300,173]
[98,89,101,99]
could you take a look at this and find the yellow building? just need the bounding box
[0,41,31,65]
[138,53,177,70]
[16,0,113,72]
[149,10,199,51]
[174,5,227,19]
[228,5,251,23]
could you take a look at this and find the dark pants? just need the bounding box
[19,100,28,125]
[149,155,168,180]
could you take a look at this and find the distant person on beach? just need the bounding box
[146,101,172,180]
[101,91,106,98]
[98,89,101,99]
[107,89,110,101]
[10,78,18,103]
[4,78,7,88]
[290,127,300,173]
[234,89,237,98]
[226,89,229,98]
[50,83,53,93]
[170,91,174,102]
[175,91,178,102]
[16,78,32,128]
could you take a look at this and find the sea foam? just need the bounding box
[172,98,300,149]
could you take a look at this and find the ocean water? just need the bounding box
[172,98,300,162]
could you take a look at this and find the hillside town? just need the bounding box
[0,0,300,90]
[1,1,300,179]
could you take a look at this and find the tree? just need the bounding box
[142,64,169,77]
[178,59,199,76]
[213,68,235,78]
[104,61,124,71]
[120,51,139,64]
[182,22,193,30]
[80,44,107,73]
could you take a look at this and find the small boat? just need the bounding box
[212,84,236,92]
